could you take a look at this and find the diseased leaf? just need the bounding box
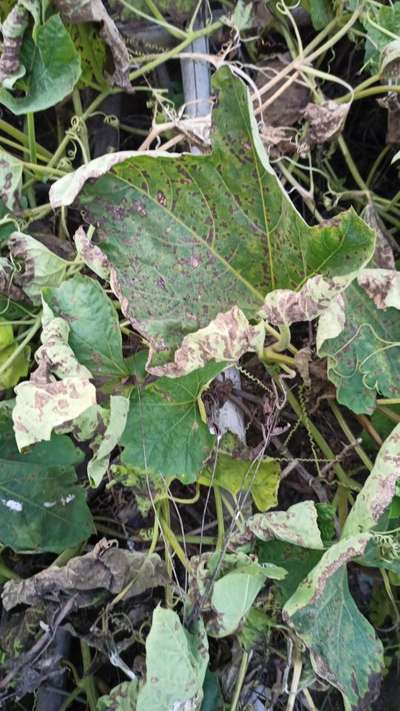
[97,681,139,711]
[43,274,128,380]
[283,535,383,711]
[136,607,208,711]
[50,67,374,367]
[0,414,94,553]
[13,303,96,450]
[0,1,34,88]
[54,0,132,91]
[317,279,400,414]
[148,306,265,378]
[120,362,226,484]
[9,232,70,303]
[343,423,400,537]
[0,14,81,115]
[2,538,167,609]
[73,225,110,280]
[248,501,325,549]
[87,395,129,486]
[199,452,280,512]
[0,149,22,210]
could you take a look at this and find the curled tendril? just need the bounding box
[104,114,119,128]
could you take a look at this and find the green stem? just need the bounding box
[281,381,361,491]
[0,319,41,379]
[72,89,91,163]
[329,402,374,471]
[0,555,19,580]
[26,113,37,165]
[128,20,223,82]
[230,650,249,711]
[21,162,68,178]
[337,135,369,193]
[0,118,52,160]
[80,641,98,711]
[160,509,191,571]
[214,485,225,551]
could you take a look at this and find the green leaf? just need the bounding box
[0,319,14,351]
[0,14,81,115]
[364,2,400,75]
[0,149,22,210]
[0,342,30,389]
[208,558,285,637]
[136,607,208,711]
[0,414,94,552]
[343,423,400,538]
[199,452,280,511]
[120,362,226,484]
[317,279,400,414]
[43,274,128,380]
[9,232,71,303]
[283,535,383,710]
[258,540,323,603]
[248,501,325,549]
[307,0,334,30]
[50,67,374,368]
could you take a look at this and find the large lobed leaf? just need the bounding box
[50,67,374,370]
[120,362,226,484]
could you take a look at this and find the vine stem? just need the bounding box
[80,641,98,711]
[277,378,362,491]
[230,650,250,711]
[214,485,225,551]
[329,402,374,471]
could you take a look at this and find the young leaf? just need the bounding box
[0,414,94,553]
[136,607,208,711]
[258,540,323,602]
[43,274,128,380]
[343,422,400,537]
[120,362,226,484]
[0,14,81,114]
[283,535,383,711]
[248,501,325,549]
[50,67,374,368]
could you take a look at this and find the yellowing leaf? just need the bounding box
[199,452,280,512]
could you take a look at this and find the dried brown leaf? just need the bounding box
[2,539,168,611]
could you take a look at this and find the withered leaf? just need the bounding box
[54,0,133,91]
[2,539,168,611]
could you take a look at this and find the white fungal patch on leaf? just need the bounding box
[1,498,23,512]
